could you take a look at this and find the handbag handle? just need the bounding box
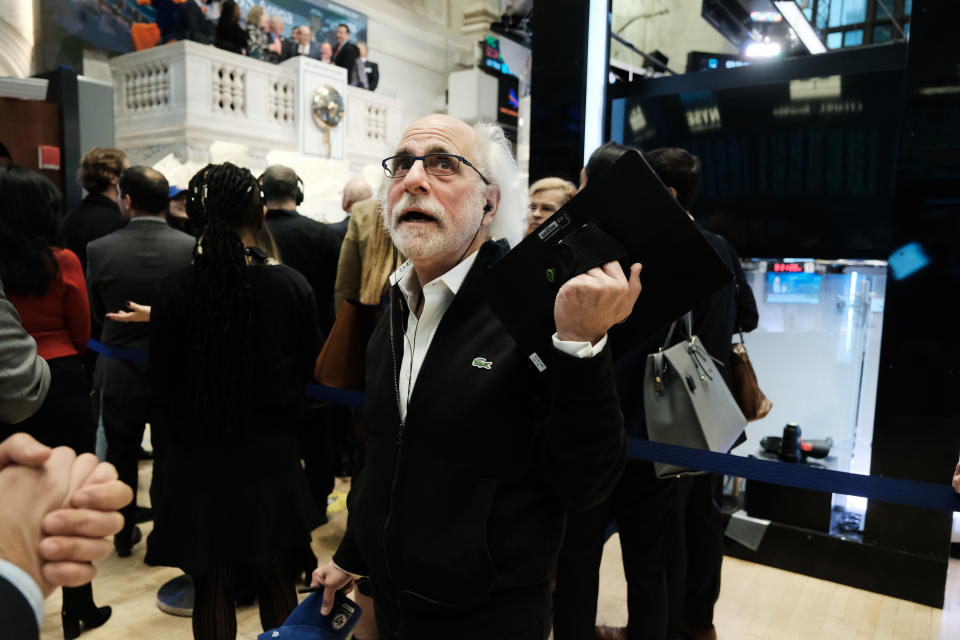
[662,312,694,350]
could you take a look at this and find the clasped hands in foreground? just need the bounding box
[310,260,645,614]
[0,433,133,598]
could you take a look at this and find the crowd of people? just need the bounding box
[3,114,956,640]
[150,0,379,90]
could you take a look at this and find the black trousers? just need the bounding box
[669,474,724,630]
[101,384,151,543]
[299,403,351,523]
[553,461,678,640]
[0,355,95,453]
[369,579,552,640]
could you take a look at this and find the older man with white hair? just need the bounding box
[311,114,642,638]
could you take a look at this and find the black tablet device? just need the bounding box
[482,149,733,369]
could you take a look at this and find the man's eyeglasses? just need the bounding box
[382,153,490,185]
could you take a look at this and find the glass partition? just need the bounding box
[733,258,887,539]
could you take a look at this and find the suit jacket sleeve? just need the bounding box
[730,245,758,332]
[352,59,368,88]
[368,62,379,91]
[0,281,50,424]
[59,250,91,354]
[333,214,362,313]
[339,43,359,74]
[86,243,105,333]
[280,39,295,61]
[536,343,627,510]
[0,564,42,639]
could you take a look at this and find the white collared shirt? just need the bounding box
[390,251,607,421]
[0,559,44,628]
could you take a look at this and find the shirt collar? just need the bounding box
[128,216,167,224]
[390,250,481,305]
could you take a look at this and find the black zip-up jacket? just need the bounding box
[333,240,627,610]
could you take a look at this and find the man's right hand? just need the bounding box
[310,561,356,616]
[0,433,132,596]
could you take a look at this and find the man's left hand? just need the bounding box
[555,262,643,345]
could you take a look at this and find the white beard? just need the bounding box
[384,186,487,263]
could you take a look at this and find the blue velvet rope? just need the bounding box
[88,338,960,512]
[88,340,366,408]
[626,437,960,513]
[87,338,149,364]
[304,384,366,408]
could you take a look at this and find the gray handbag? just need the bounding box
[643,313,747,478]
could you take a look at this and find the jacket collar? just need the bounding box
[265,208,299,218]
[84,193,120,210]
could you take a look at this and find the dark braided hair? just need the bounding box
[185,162,264,438]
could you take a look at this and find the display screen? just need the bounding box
[609,48,906,259]
[497,75,520,127]
[483,35,512,75]
[686,51,751,73]
[765,272,823,304]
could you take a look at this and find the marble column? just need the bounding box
[0,0,38,77]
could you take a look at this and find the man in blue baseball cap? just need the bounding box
[165,185,192,235]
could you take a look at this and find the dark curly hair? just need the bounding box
[184,162,264,437]
[0,165,64,296]
[77,147,127,194]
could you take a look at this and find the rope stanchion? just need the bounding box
[87,339,149,364]
[87,338,960,513]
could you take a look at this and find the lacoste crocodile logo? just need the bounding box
[471,357,493,370]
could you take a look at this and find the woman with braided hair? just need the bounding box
[145,163,322,639]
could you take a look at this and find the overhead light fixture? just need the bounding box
[774,0,826,54]
[583,0,609,166]
[750,11,783,22]
[745,42,783,57]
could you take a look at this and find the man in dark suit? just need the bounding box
[643,148,757,640]
[86,166,194,557]
[259,165,342,532]
[260,165,341,335]
[332,23,360,78]
[554,146,757,640]
[354,42,379,90]
[266,15,291,63]
[287,25,323,60]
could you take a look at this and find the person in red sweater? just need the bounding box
[0,165,112,639]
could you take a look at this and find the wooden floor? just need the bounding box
[39,461,960,639]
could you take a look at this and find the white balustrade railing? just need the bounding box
[122,61,169,113]
[109,40,404,170]
[345,85,405,169]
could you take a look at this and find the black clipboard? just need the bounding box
[482,149,733,368]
